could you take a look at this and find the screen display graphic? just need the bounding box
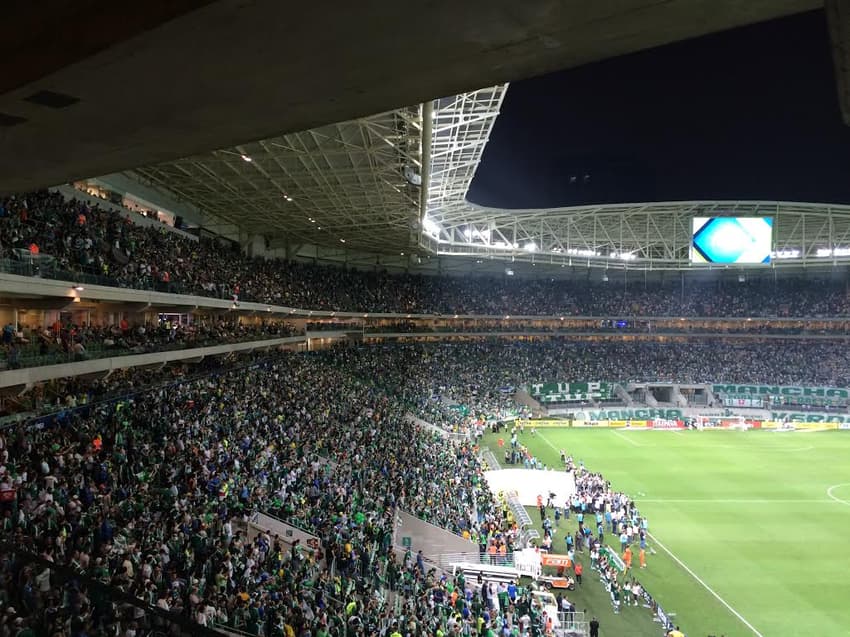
[691,217,773,264]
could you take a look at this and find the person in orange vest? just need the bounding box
[639,547,646,569]
[623,545,633,571]
[574,560,583,586]
[29,243,39,255]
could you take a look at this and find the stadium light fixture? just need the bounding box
[816,248,833,257]
[524,242,537,252]
[773,249,800,259]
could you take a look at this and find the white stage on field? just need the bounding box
[483,468,576,507]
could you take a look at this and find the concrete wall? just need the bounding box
[395,510,477,563]
[0,335,305,389]
[249,512,320,551]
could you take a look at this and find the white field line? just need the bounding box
[826,483,850,507]
[612,430,644,447]
[647,531,765,637]
[535,431,562,455]
[640,498,832,504]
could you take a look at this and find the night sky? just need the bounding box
[468,10,850,209]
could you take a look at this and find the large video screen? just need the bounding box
[691,217,773,264]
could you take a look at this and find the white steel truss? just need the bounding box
[420,199,850,270]
[130,107,424,252]
[425,85,509,221]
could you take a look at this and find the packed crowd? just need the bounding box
[3,327,833,636]
[0,350,537,637]
[1,319,298,370]
[2,191,850,318]
[360,319,848,336]
[320,337,850,401]
[320,343,528,430]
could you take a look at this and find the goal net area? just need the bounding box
[692,415,751,430]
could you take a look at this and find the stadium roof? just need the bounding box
[423,198,850,270]
[121,81,850,271]
[0,0,830,194]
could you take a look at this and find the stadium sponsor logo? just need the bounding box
[715,384,849,399]
[769,411,850,423]
[586,408,683,421]
[839,423,850,430]
[647,418,684,429]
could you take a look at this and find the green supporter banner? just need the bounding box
[713,384,850,399]
[449,404,470,416]
[529,381,614,403]
[770,411,850,424]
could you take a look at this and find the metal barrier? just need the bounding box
[504,491,540,545]
[481,448,501,469]
[557,610,589,637]
[437,552,516,569]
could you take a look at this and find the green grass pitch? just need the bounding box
[481,428,850,637]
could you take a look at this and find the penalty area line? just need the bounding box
[535,431,562,455]
[647,531,765,637]
[612,430,644,447]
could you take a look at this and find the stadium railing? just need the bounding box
[0,352,285,431]
[0,331,299,373]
